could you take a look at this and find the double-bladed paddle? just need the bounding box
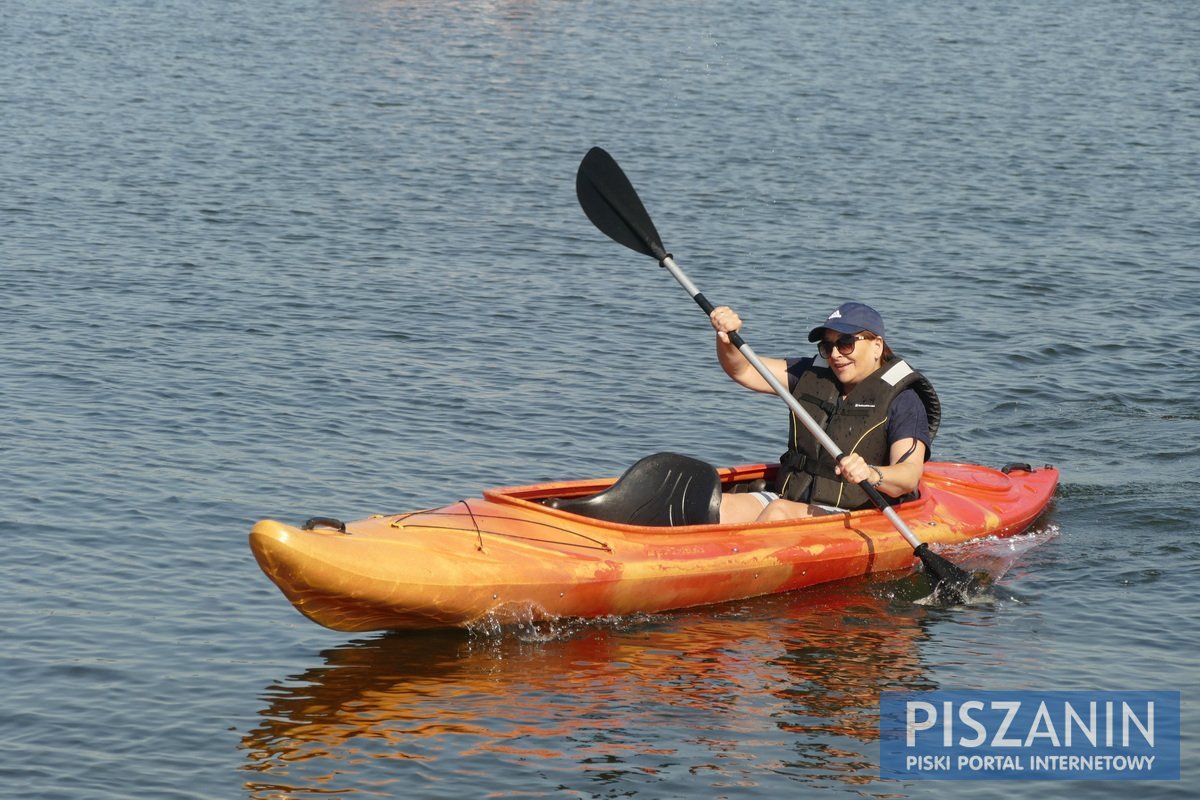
[575,146,983,604]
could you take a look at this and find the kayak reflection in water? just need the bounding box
[239,585,931,798]
[711,301,941,525]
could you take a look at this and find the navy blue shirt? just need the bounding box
[785,357,931,460]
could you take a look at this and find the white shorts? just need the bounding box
[747,491,846,515]
[748,491,781,508]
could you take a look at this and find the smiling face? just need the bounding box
[819,330,885,390]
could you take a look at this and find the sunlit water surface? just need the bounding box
[2,1,1197,797]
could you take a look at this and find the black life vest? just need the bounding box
[775,356,941,509]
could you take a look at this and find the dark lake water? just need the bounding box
[3,1,1197,797]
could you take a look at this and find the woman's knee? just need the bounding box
[719,493,764,525]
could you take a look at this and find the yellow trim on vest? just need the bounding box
[831,416,889,507]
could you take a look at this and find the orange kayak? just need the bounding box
[249,456,1058,632]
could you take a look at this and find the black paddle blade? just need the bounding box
[914,543,992,605]
[576,147,669,262]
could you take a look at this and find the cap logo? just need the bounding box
[828,309,842,319]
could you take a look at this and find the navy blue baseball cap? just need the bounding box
[807,302,885,341]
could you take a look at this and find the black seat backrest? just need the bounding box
[544,452,721,527]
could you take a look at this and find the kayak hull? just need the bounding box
[250,461,1058,631]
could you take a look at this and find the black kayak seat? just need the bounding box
[543,452,721,527]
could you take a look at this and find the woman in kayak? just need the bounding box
[710,301,939,524]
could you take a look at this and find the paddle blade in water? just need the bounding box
[914,543,992,604]
[576,147,668,262]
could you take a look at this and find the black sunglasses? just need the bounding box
[817,334,873,359]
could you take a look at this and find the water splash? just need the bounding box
[915,523,1060,607]
[465,601,670,645]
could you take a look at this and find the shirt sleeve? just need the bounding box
[886,388,932,461]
